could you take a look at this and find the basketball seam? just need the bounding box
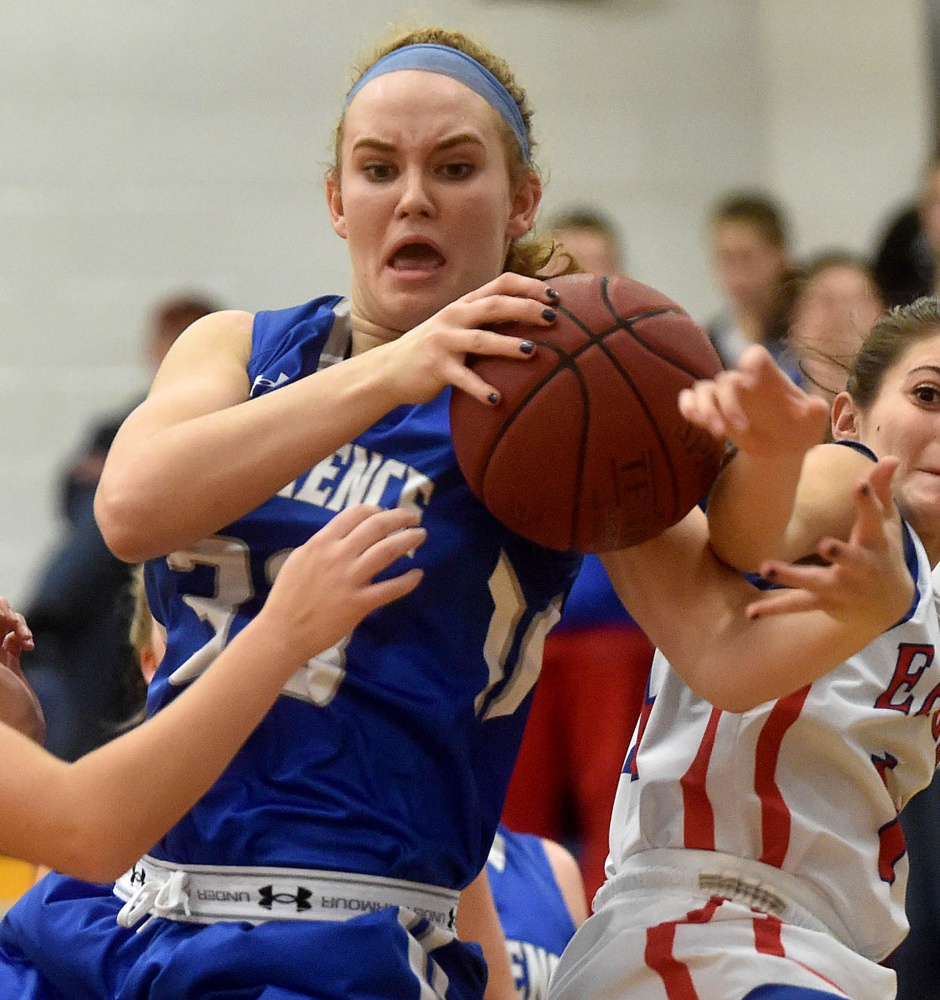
[555,300,682,527]
[481,345,591,550]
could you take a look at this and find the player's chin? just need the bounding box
[382,280,462,331]
[899,479,940,527]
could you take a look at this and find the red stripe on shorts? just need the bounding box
[680,707,722,849]
[752,914,848,994]
[645,898,722,1000]
[753,913,785,956]
[754,686,810,867]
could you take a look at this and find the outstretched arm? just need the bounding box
[603,478,910,711]
[0,505,425,882]
[603,364,913,712]
[676,343,845,571]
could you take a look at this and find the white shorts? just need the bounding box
[548,859,897,1000]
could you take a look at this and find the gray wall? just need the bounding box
[0,0,930,602]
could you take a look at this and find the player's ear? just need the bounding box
[831,391,861,441]
[327,171,347,239]
[506,171,541,241]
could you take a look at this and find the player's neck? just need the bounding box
[350,307,404,357]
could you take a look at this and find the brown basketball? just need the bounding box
[449,272,725,552]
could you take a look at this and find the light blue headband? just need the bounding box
[344,43,531,161]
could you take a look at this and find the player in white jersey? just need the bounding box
[550,299,940,1000]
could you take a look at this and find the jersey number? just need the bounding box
[165,535,345,706]
[164,539,559,717]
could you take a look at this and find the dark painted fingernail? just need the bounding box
[519,340,535,355]
[542,307,557,322]
[545,287,559,300]
[487,391,500,405]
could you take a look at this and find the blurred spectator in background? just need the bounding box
[502,208,653,906]
[704,189,799,369]
[871,151,940,309]
[21,291,220,760]
[785,249,884,406]
[871,204,932,309]
[545,206,625,277]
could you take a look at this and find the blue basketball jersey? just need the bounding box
[487,825,576,999]
[143,296,582,890]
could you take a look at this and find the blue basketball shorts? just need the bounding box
[0,872,486,1000]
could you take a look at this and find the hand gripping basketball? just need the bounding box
[449,273,725,551]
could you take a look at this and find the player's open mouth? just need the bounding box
[388,242,446,272]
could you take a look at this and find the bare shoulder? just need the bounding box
[540,837,589,928]
[803,440,877,482]
[155,309,255,377]
[795,441,890,545]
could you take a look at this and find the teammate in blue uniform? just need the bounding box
[0,25,918,1000]
[487,825,586,1000]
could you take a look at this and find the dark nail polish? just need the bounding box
[519,340,535,355]
[545,287,559,300]
[542,307,557,322]
[487,391,500,405]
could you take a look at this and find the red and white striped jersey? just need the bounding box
[607,526,940,963]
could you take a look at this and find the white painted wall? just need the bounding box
[0,0,930,601]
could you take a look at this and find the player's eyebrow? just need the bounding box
[350,133,486,155]
[908,365,940,378]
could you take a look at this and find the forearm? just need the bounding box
[97,350,402,562]
[705,447,806,572]
[0,617,301,881]
[602,507,884,712]
[686,604,895,711]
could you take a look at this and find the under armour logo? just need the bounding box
[250,372,290,397]
[258,885,313,912]
[129,865,147,887]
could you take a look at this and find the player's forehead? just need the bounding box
[342,70,503,152]
[886,331,940,380]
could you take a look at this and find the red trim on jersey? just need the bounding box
[877,817,906,885]
[625,681,656,781]
[755,686,810,867]
[645,898,721,999]
[680,707,722,849]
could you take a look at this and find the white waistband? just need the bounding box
[596,849,858,953]
[113,854,459,933]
